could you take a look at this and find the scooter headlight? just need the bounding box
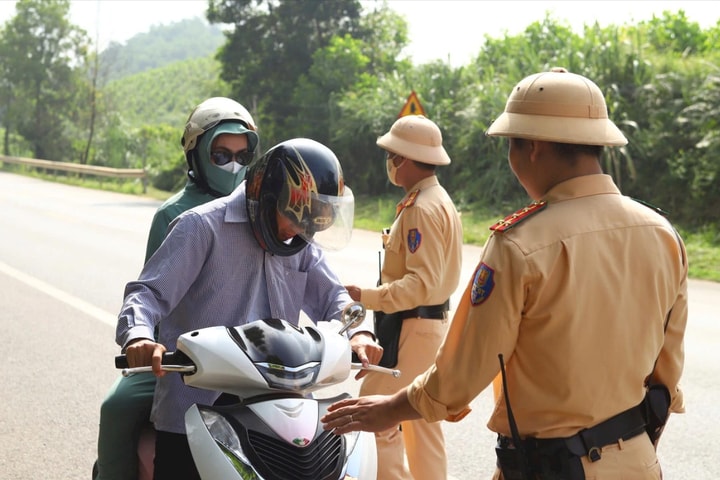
[255,361,320,390]
[198,408,258,478]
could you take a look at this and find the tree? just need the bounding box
[296,3,412,194]
[292,34,373,144]
[208,0,364,147]
[0,0,90,161]
[641,10,708,55]
[0,24,14,156]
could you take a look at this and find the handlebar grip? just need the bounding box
[115,351,190,369]
[114,355,128,368]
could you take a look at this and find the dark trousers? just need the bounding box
[154,431,201,480]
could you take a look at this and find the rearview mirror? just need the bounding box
[337,301,366,335]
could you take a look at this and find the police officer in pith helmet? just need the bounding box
[344,114,463,480]
[321,68,688,480]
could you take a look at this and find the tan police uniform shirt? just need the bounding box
[360,175,463,312]
[407,174,688,438]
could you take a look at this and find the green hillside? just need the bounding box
[102,56,229,128]
[99,17,225,82]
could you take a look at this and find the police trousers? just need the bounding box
[360,316,448,480]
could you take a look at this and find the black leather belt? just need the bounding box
[499,404,647,462]
[399,300,449,320]
[561,405,646,461]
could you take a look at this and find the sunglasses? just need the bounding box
[210,149,254,166]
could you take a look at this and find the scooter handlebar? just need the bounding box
[351,363,401,378]
[114,351,192,369]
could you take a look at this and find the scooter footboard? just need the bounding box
[186,393,376,480]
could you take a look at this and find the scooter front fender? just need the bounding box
[185,396,377,480]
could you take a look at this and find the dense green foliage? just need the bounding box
[1,0,719,244]
[91,56,232,192]
[0,0,89,161]
[102,56,227,127]
[207,0,381,146]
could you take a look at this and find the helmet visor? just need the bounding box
[280,187,354,251]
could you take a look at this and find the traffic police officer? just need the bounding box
[344,114,463,480]
[323,68,688,480]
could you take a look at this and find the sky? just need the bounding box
[0,1,718,66]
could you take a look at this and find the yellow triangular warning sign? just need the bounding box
[398,91,426,118]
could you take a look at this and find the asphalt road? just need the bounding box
[1,171,718,479]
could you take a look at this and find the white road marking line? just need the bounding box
[0,260,116,327]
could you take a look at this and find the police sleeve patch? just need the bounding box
[471,263,495,305]
[407,228,422,253]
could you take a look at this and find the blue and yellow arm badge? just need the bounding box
[407,228,422,253]
[471,262,495,305]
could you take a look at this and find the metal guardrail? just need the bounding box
[0,155,147,192]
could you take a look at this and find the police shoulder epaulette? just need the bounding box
[490,200,547,232]
[630,197,669,217]
[401,189,420,209]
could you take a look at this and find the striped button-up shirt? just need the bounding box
[116,182,367,433]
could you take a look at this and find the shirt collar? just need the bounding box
[543,174,620,203]
[406,175,439,196]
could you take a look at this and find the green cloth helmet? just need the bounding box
[181,97,259,196]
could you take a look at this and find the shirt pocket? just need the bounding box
[385,224,403,254]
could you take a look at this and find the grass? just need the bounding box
[355,193,719,283]
[7,167,719,283]
[679,226,720,282]
[353,194,500,246]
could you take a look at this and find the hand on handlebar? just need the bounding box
[124,338,167,376]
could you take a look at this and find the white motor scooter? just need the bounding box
[114,302,399,480]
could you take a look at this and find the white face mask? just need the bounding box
[386,156,405,186]
[216,161,243,174]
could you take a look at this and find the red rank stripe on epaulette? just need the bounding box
[395,189,420,218]
[404,189,419,208]
[489,200,547,232]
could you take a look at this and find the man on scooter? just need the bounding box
[116,138,383,479]
[96,96,259,480]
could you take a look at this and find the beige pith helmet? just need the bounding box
[486,67,628,146]
[376,115,451,165]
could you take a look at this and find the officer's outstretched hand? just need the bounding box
[322,390,422,434]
